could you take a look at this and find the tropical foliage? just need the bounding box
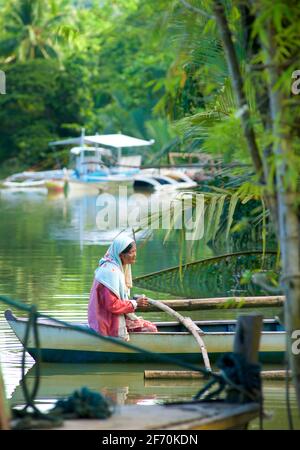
[134,251,278,298]
[0,0,176,174]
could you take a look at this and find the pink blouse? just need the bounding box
[88,279,135,337]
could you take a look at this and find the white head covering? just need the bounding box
[95,233,135,299]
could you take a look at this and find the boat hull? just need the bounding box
[5,311,285,364]
[68,178,133,193]
[2,180,46,189]
[25,347,284,364]
[45,179,67,193]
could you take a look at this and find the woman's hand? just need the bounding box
[136,295,149,308]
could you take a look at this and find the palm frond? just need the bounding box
[133,251,278,298]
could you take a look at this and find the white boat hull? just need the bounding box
[67,178,133,193]
[5,311,285,364]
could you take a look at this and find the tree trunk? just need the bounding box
[212,1,264,181]
[212,0,300,412]
[260,20,300,412]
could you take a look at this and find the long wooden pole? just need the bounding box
[145,297,211,371]
[144,370,290,381]
[138,296,285,312]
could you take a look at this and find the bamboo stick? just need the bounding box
[144,370,291,381]
[138,296,285,312]
[145,297,212,371]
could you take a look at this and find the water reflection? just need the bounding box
[10,362,202,408]
[8,361,300,430]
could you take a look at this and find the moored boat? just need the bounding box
[2,179,46,189]
[133,169,197,192]
[4,310,285,364]
[49,132,154,193]
[44,179,67,193]
[1,169,74,191]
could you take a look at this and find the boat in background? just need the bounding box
[133,169,197,192]
[49,131,154,194]
[2,178,46,189]
[44,178,67,194]
[1,169,73,190]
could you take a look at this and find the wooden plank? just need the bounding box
[261,370,291,380]
[144,370,291,380]
[138,296,285,312]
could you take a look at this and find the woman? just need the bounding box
[88,233,157,340]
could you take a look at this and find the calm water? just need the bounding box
[0,187,299,429]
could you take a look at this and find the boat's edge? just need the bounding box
[3,309,281,328]
[4,309,17,322]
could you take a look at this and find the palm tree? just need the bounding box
[0,0,68,63]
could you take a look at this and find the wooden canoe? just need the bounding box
[4,310,285,364]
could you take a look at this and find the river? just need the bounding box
[0,187,299,429]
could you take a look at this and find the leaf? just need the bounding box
[211,194,226,241]
[204,194,218,242]
[226,193,239,238]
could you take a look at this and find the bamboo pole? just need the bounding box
[138,296,285,312]
[145,297,211,371]
[144,370,291,381]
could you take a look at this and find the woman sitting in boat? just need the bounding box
[88,233,157,340]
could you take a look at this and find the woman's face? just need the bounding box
[120,243,137,265]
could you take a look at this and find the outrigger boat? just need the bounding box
[5,310,285,364]
[1,169,73,190]
[49,132,154,193]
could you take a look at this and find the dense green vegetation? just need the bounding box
[0,0,178,174]
[0,0,256,175]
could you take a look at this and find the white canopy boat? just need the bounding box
[49,132,154,193]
